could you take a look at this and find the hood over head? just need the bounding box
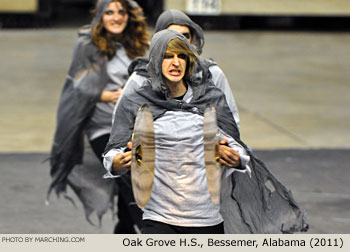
[79,0,142,35]
[146,29,198,96]
[154,9,204,55]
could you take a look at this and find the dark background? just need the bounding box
[1,0,350,31]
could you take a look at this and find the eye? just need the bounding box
[105,10,114,15]
[182,32,191,40]
[164,54,174,59]
[178,53,187,60]
[118,10,127,15]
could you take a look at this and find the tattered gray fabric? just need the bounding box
[67,142,116,226]
[47,0,142,224]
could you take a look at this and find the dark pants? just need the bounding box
[142,220,225,234]
[89,134,110,163]
[89,134,143,233]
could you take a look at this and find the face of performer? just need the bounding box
[102,1,128,35]
[162,49,187,86]
[167,24,192,43]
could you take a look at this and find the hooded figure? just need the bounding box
[154,9,205,55]
[124,9,240,128]
[48,0,149,228]
[104,30,308,233]
[104,29,248,233]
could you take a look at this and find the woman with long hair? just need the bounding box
[48,0,149,233]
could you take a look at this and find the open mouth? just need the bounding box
[169,69,181,76]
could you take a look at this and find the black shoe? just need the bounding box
[113,222,136,234]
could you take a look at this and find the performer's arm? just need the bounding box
[218,138,241,168]
[218,129,251,177]
[103,142,132,178]
[100,88,123,104]
[210,65,240,129]
[112,142,132,170]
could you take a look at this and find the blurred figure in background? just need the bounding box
[48,0,149,233]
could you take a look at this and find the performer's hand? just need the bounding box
[218,138,241,168]
[100,88,123,104]
[112,142,133,170]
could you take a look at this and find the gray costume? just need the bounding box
[117,9,239,128]
[48,0,141,225]
[104,30,308,233]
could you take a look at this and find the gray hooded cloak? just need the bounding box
[48,0,141,225]
[154,9,205,54]
[105,29,309,233]
[128,9,240,127]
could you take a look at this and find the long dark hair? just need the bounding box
[92,0,149,60]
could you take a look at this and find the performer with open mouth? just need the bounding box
[104,28,308,234]
[103,29,251,234]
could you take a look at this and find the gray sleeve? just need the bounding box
[112,72,147,123]
[218,128,251,178]
[210,65,240,129]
